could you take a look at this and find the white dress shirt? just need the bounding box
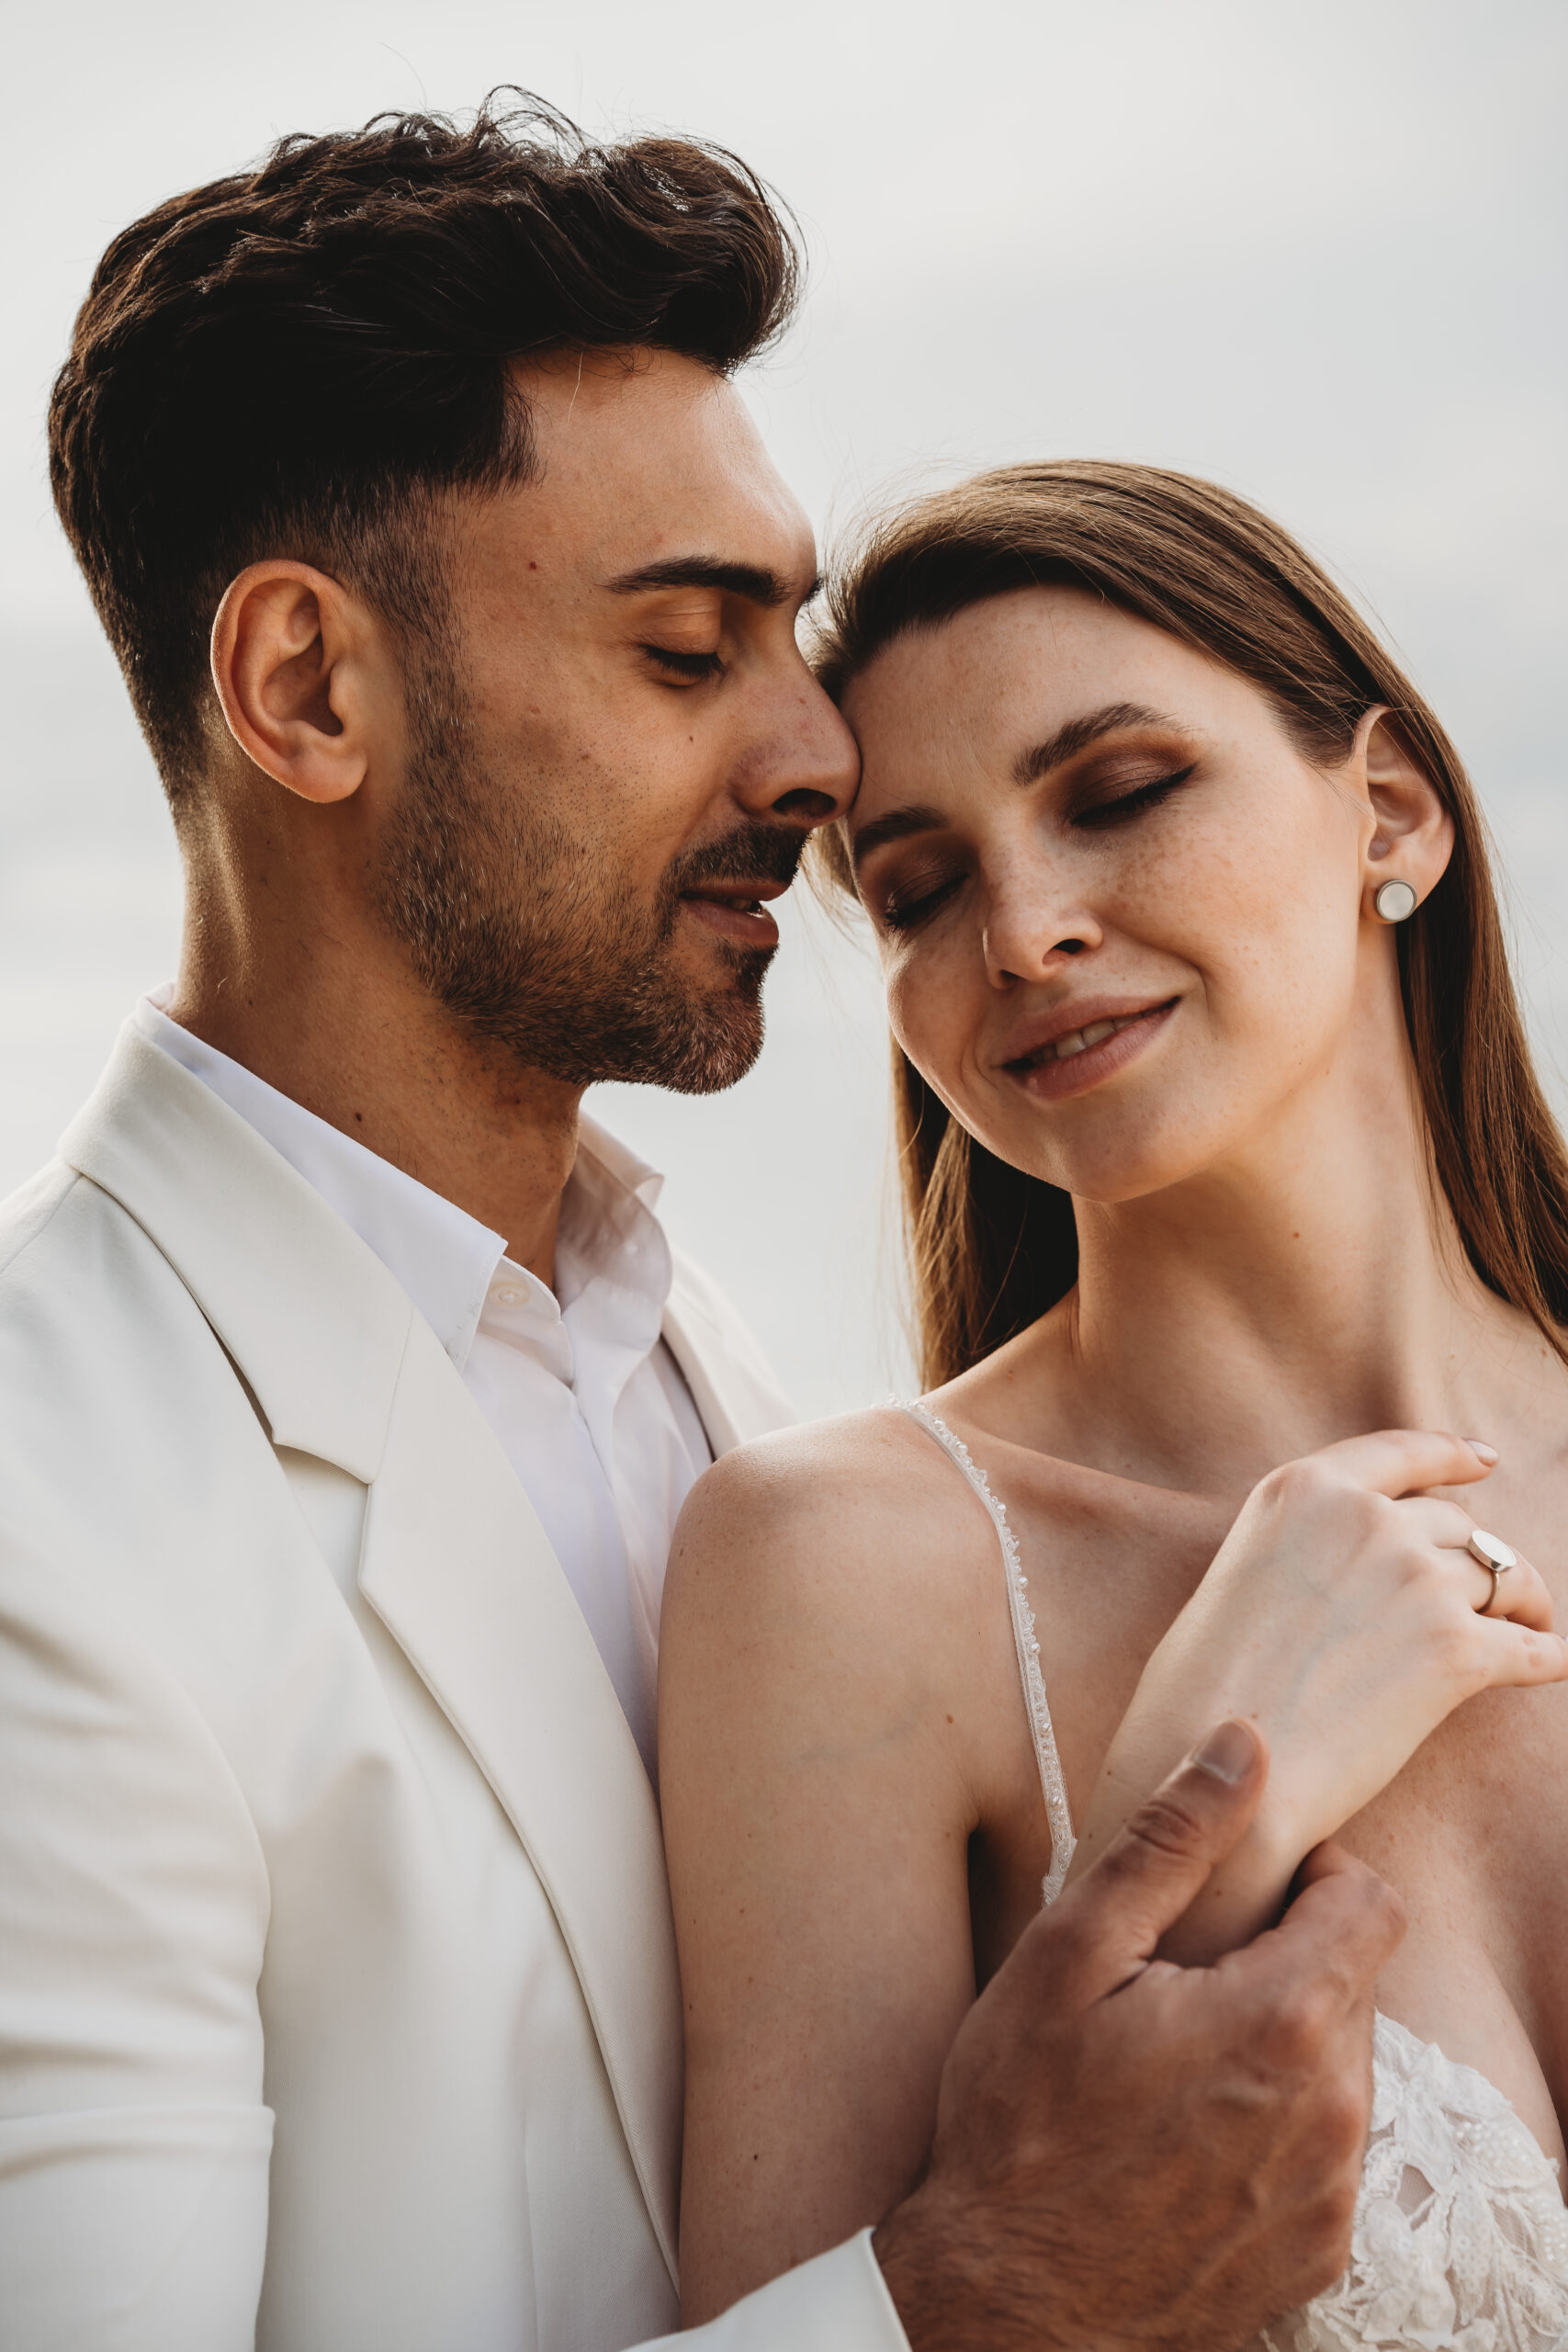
[134,989,710,1776]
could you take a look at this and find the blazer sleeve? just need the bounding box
[0,1537,274,2351]
[634,2232,910,2350]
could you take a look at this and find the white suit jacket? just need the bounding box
[0,1024,908,2352]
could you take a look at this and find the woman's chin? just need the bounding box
[978,1101,1218,1207]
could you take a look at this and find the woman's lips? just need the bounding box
[1004,999,1177,1102]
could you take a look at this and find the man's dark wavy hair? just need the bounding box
[48,93,800,808]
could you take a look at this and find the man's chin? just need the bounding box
[438,940,773,1095]
[642,974,768,1096]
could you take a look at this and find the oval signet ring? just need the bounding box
[1467,1527,1517,1614]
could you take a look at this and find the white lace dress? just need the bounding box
[899,1401,1568,2352]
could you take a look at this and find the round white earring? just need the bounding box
[1374,878,1418,923]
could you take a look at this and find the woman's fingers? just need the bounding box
[1469,1548,1556,1632]
[1307,1427,1497,1500]
[1394,1498,1556,1631]
[1299,1435,1563,1634]
[1465,1619,1568,1688]
[1421,1503,1568,1674]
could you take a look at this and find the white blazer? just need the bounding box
[0,1024,907,2352]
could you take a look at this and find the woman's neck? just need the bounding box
[1049,1049,1547,1498]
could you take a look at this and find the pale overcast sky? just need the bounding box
[2,0,1563,1409]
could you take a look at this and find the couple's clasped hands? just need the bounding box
[874,1429,1566,2352]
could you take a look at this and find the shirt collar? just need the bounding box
[136,989,506,1367]
[133,993,674,1375]
[574,1110,664,1217]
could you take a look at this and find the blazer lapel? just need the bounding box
[60,1023,408,1481]
[357,1314,682,2282]
[62,1024,682,2282]
[662,1298,745,1456]
[662,1251,797,1457]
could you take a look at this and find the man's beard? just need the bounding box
[373,654,803,1093]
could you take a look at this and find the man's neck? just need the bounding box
[169,904,581,1287]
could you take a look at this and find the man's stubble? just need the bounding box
[374,640,802,1094]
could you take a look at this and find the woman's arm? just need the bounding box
[1067,1429,1568,1962]
[662,1419,1564,2323]
[658,1414,1024,2326]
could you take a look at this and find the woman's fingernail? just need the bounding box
[1466,1440,1499,1464]
[1192,1720,1257,1784]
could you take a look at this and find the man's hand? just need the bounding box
[873,1720,1404,2352]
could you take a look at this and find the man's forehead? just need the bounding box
[513,348,814,590]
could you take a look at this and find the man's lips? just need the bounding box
[999,997,1179,1101]
[679,878,788,948]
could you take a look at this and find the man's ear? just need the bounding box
[1352,705,1454,917]
[209,561,372,805]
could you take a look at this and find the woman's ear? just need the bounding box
[209,561,371,805]
[1353,705,1454,919]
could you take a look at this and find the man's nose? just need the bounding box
[730,673,861,829]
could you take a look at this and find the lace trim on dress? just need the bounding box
[1258,2010,1568,2352]
[895,1399,1077,1904]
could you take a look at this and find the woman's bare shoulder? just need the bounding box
[662,1404,1000,1662]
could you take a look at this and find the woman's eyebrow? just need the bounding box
[852,702,1179,868]
[851,803,949,867]
[1013,701,1174,784]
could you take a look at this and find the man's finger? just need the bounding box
[1042,1720,1268,2008]
[1221,1839,1406,2023]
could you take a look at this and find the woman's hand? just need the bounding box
[1066,1429,1568,1963]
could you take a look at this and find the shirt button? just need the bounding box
[493,1284,525,1307]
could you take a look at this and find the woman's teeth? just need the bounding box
[1035,1012,1144,1063]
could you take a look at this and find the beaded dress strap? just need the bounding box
[895,1400,1076,1905]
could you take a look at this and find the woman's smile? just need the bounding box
[998,995,1179,1103]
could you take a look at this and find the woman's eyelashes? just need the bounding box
[881,865,965,933]
[876,763,1198,930]
[642,643,725,684]
[1069,763,1197,829]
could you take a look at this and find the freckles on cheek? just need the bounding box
[886,959,970,1103]
[883,966,918,1059]
[884,963,942,1080]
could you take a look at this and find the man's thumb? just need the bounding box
[1052,1719,1268,2003]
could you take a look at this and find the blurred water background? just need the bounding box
[3,0,1563,1415]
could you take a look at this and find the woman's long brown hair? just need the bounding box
[811,460,1568,1390]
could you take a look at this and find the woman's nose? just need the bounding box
[980,871,1103,988]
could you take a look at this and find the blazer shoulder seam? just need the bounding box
[0,1160,87,1286]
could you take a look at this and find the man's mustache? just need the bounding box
[665,822,808,897]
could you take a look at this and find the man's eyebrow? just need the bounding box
[604,556,820,609]
[1013,702,1175,785]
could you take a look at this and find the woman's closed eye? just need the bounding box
[879,864,966,933]
[1070,763,1197,829]
[871,762,1198,929]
